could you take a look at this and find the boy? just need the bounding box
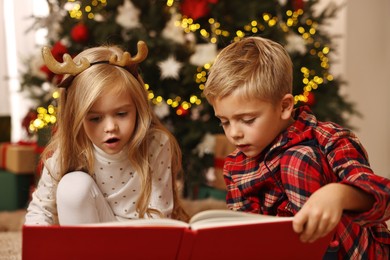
[203,36,390,259]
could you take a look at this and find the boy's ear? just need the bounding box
[280,94,294,120]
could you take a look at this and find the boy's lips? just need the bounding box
[236,144,250,151]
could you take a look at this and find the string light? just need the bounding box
[28,1,335,131]
[62,1,333,117]
[29,92,58,132]
[149,0,333,109]
[66,0,107,20]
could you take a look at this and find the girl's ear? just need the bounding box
[280,94,294,120]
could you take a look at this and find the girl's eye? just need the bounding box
[117,111,128,117]
[88,116,101,122]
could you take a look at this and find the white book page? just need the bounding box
[189,209,294,230]
[76,218,189,228]
[189,209,278,223]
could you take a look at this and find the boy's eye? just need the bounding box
[219,121,229,127]
[242,118,255,124]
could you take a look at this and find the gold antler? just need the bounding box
[42,41,148,77]
[42,46,90,76]
[109,41,148,67]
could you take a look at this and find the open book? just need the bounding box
[23,209,334,260]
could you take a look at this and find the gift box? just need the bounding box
[0,169,33,210]
[211,134,235,190]
[0,142,37,174]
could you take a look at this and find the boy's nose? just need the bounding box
[229,124,243,140]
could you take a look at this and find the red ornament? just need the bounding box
[51,41,68,61]
[306,92,315,106]
[180,0,219,20]
[176,106,189,116]
[71,23,89,43]
[40,64,56,82]
[292,0,304,11]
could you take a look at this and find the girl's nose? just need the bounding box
[104,119,118,133]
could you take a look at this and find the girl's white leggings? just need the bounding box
[56,171,117,225]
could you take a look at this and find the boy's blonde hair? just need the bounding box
[42,45,188,221]
[204,36,293,104]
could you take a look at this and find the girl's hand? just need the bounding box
[292,183,343,243]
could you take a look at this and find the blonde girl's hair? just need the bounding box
[42,45,189,222]
[203,36,293,105]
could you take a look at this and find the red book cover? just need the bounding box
[23,210,334,260]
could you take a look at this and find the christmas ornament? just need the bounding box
[116,0,141,30]
[306,91,316,106]
[194,132,216,157]
[176,105,189,116]
[162,13,185,44]
[180,0,219,20]
[154,102,170,119]
[71,23,89,43]
[205,167,216,183]
[51,41,68,61]
[285,32,306,55]
[189,43,218,66]
[157,56,183,79]
[292,0,304,10]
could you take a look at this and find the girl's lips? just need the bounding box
[105,137,119,144]
[104,137,121,148]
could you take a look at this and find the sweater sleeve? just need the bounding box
[325,130,390,225]
[148,131,174,218]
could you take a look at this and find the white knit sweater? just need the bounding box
[25,131,174,225]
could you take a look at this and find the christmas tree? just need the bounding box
[21,0,358,197]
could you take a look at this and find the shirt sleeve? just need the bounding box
[325,130,390,225]
[148,131,174,218]
[25,155,60,225]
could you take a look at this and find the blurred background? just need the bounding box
[0,0,389,202]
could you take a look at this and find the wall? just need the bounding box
[0,0,37,139]
[346,0,390,178]
[0,0,11,116]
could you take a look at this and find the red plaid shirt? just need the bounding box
[224,106,390,259]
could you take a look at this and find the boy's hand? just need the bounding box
[292,183,343,243]
[292,183,375,243]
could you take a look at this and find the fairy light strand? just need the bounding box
[30,1,335,132]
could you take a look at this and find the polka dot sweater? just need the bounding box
[25,131,174,225]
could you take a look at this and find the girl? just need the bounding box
[25,42,188,225]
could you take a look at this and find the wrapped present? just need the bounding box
[0,142,37,174]
[211,134,236,190]
[0,142,11,169]
[0,169,33,210]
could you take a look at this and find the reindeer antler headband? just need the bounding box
[42,41,148,89]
